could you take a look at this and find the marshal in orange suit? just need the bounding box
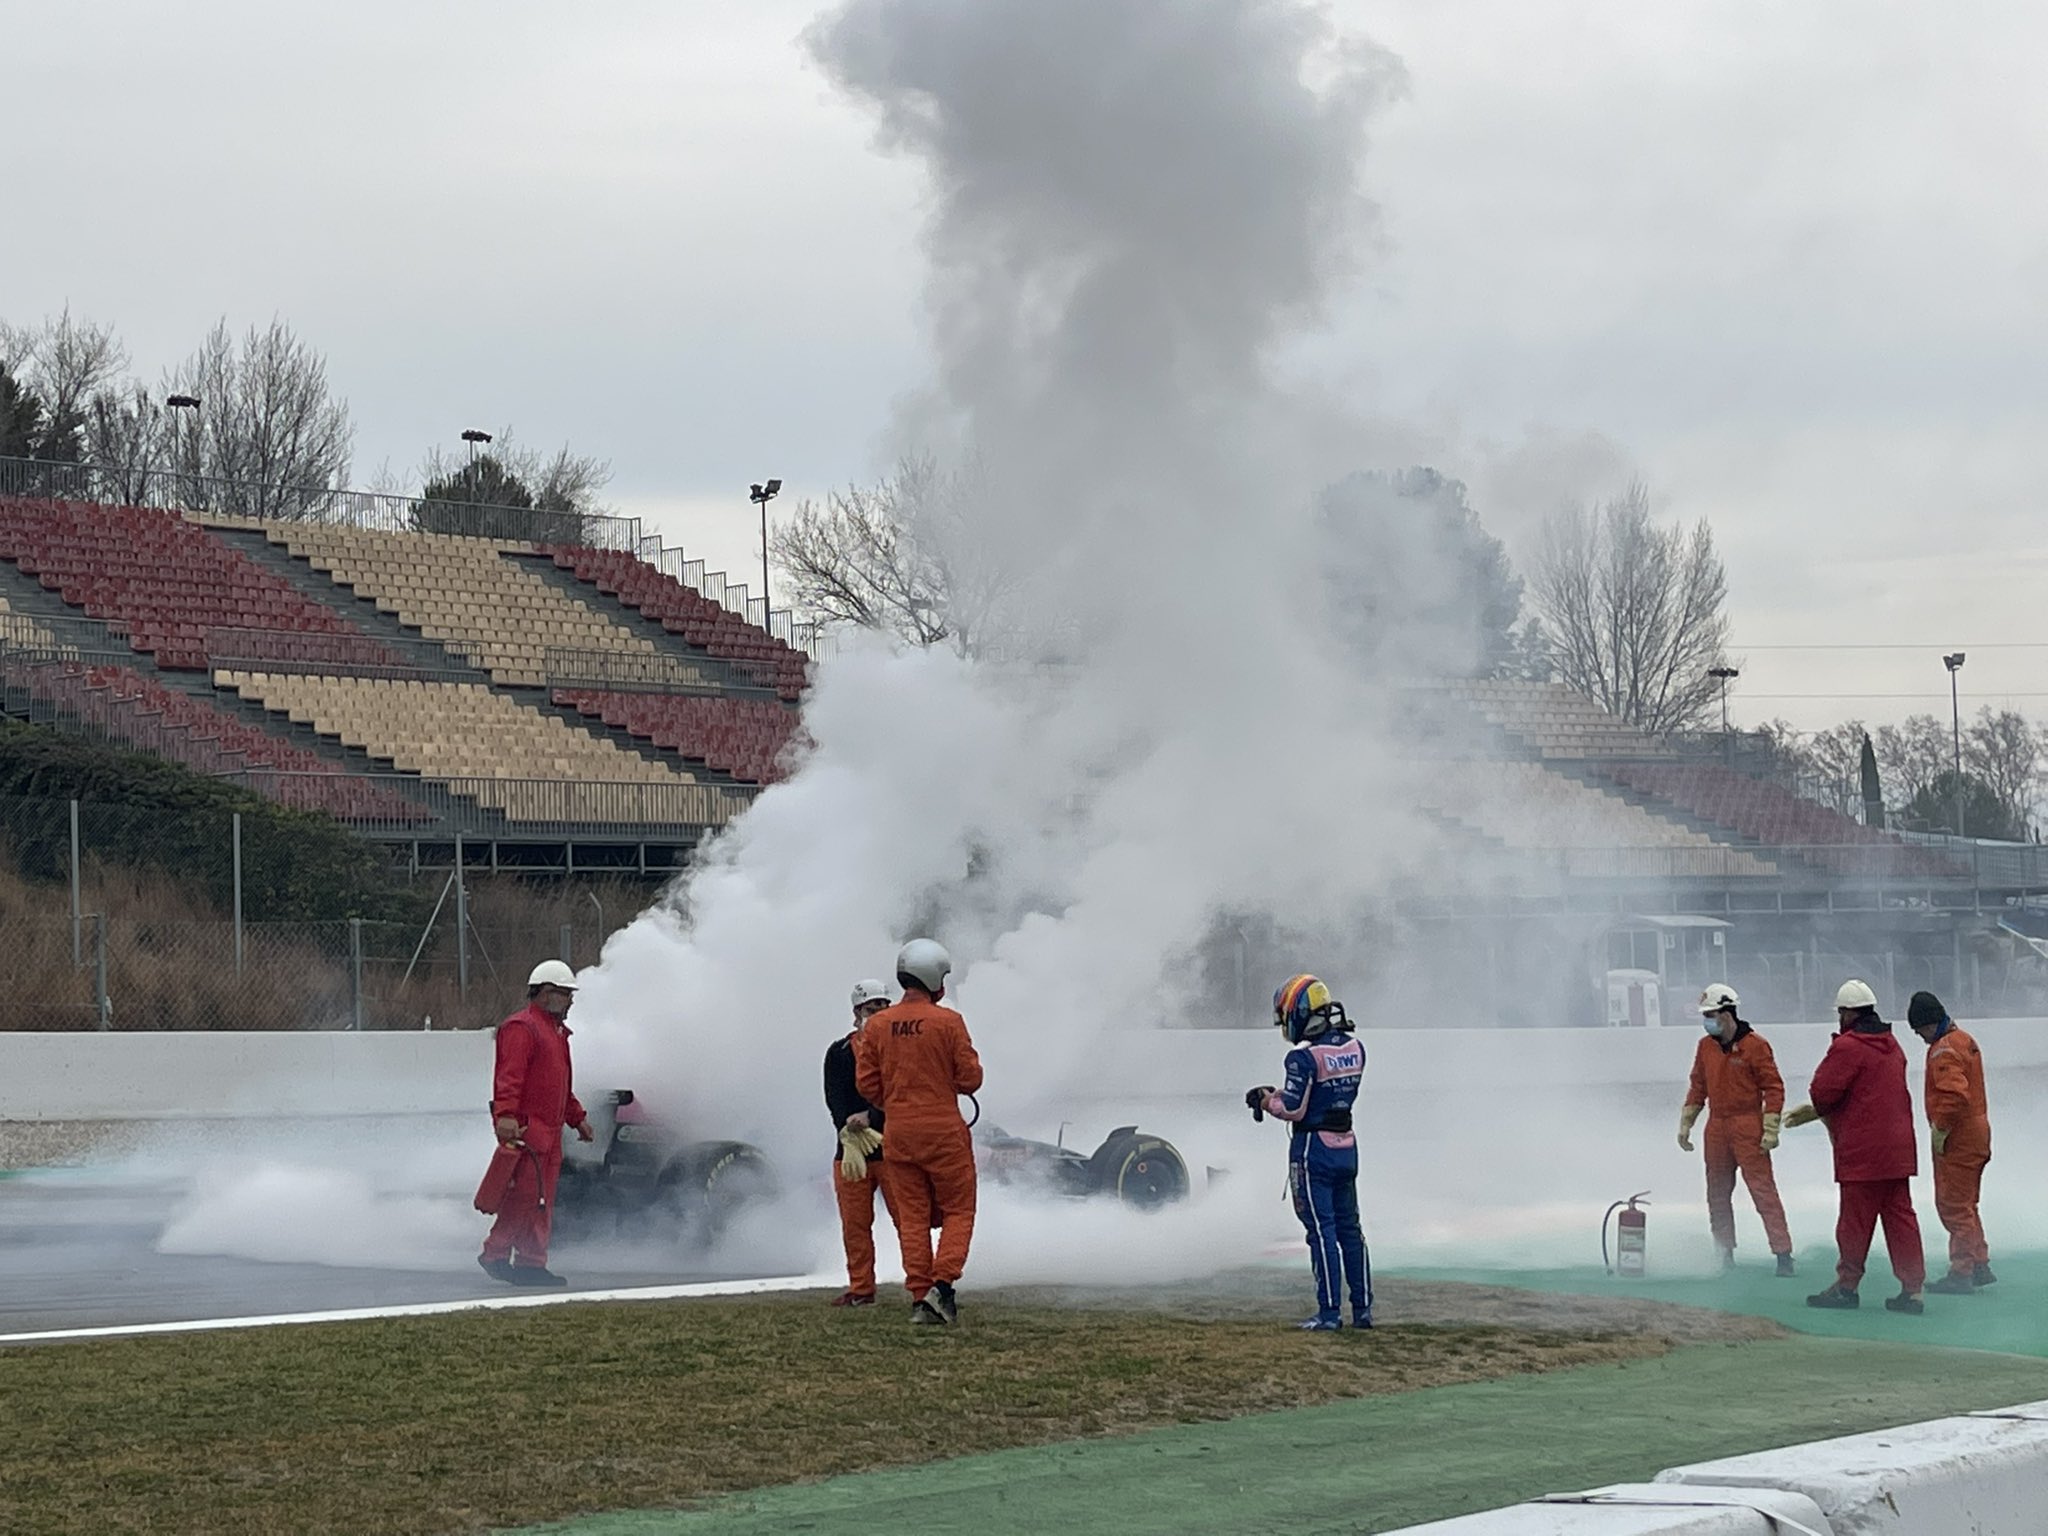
[855,938,983,1326]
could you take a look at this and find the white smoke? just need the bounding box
[562,0,1459,1289]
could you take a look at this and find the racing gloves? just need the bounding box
[495,1115,523,1145]
[1676,1103,1703,1152]
[1931,1124,1950,1156]
[1759,1111,1782,1153]
[1782,1103,1819,1129]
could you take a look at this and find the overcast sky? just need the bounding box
[4,1,2043,732]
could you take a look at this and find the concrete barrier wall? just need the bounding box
[0,1031,491,1120]
[1090,1017,2048,1102]
[1657,1400,2048,1534]
[1389,1400,2048,1533]
[2,1019,2042,1122]
[1394,1485,1835,1534]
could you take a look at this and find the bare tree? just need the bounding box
[80,383,174,504]
[771,455,1015,656]
[1965,705,2046,837]
[0,308,128,463]
[1528,484,1731,733]
[163,318,353,518]
[1758,717,1869,814]
[1873,714,1951,811]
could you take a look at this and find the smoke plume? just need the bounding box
[573,0,1433,1229]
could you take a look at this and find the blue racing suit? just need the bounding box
[1264,1030,1371,1326]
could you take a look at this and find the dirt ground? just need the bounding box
[993,1267,1786,1342]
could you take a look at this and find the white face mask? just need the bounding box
[1702,1016,1725,1039]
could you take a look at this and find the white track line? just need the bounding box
[0,1271,842,1346]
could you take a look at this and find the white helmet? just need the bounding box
[850,978,891,1010]
[895,938,953,994]
[528,959,577,992]
[1698,984,1739,1016]
[1835,979,1878,1011]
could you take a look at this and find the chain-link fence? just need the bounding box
[0,791,654,1031]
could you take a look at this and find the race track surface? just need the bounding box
[0,1174,769,1337]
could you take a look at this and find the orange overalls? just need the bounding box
[1924,1024,1992,1277]
[1686,1023,1792,1258]
[855,986,983,1303]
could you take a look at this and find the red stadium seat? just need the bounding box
[540,543,810,700]
[550,687,803,784]
[1600,761,1966,880]
[0,496,401,671]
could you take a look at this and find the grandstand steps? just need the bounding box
[206,528,490,676]
[214,527,747,782]
[0,557,100,633]
[1564,758,1863,882]
[1558,761,1777,854]
[197,683,446,801]
[514,685,750,787]
[0,557,405,792]
[513,553,796,704]
[1574,759,1948,885]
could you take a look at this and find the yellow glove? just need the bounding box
[1931,1125,1950,1157]
[1783,1103,1819,1129]
[1677,1103,1703,1152]
[838,1123,883,1182]
[1760,1112,1782,1153]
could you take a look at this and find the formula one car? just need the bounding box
[551,1091,1193,1244]
[553,1089,776,1246]
[973,1120,1191,1210]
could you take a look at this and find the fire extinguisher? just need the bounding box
[1601,1190,1651,1276]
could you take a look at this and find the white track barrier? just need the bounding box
[1393,1486,1834,1535]
[1657,1400,2048,1534]
[0,1031,488,1120]
[1387,1399,2048,1533]
[5,1019,2045,1124]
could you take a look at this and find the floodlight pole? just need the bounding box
[1708,666,1740,765]
[1944,652,1966,839]
[462,429,493,511]
[750,478,782,627]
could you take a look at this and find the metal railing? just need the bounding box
[1,453,644,552]
[228,769,759,836]
[6,456,830,657]
[542,644,783,699]
[205,629,482,686]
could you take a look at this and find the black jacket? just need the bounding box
[823,1033,884,1160]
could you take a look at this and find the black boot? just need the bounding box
[1774,1253,1796,1278]
[1926,1272,1976,1295]
[1884,1290,1925,1315]
[1806,1284,1859,1309]
[478,1256,517,1284]
[1973,1264,1999,1287]
[929,1281,959,1324]
[508,1264,568,1288]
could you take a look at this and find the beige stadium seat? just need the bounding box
[1416,759,1774,878]
[0,597,67,653]
[1448,680,1673,760]
[262,523,709,688]
[217,672,748,827]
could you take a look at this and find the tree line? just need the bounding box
[776,456,1733,729]
[1754,710,2045,842]
[0,308,610,536]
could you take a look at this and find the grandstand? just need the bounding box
[0,480,807,870]
[0,471,2032,901]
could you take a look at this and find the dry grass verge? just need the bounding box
[1,1291,1674,1535]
